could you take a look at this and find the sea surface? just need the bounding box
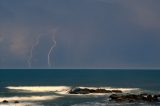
[0,69,160,106]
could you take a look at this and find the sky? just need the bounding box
[0,0,160,69]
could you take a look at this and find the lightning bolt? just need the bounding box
[48,29,58,68]
[28,35,41,68]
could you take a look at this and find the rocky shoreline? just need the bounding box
[1,87,160,104]
[69,87,160,103]
[109,93,160,103]
[69,87,122,94]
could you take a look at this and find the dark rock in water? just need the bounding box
[111,90,122,93]
[147,95,153,102]
[69,88,89,94]
[155,95,160,101]
[92,89,112,93]
[109,94,120,99]
[14,100,19,103]
[109,94,160,103]
[69,87,122,94]
[2,100,8,103]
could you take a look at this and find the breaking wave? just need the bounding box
[6,86,71,94]
[0,95,61,106]
[0,95,61,102]
[6,86,142,95]
[2,86,157,106]
[0,102,42,106]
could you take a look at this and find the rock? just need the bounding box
[129,99,136,103]
[69,87,123,94]
[14,100,19,103]
[147,95,153,102]
[109,94,120,99]
[2,100,8,103]
[109,93,160,103]
[69,88,90,94]
[154,94,160,101]
[94,89,112,93]
[111,90,122,93]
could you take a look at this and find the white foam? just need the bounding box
[0,95,61,102]
[6,86,71,94]
[6,86,141,96]
[0,102,42,106]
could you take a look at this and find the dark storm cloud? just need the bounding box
[0,0,160,68]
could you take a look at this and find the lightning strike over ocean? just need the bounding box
[48,29,58,68]
[27,35,41,68]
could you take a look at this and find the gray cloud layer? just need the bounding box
[0,0,160,68]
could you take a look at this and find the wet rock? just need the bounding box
[69,87,122,94]
[153,94,160,101]
[2,100,8,103]
[109,93,160,103]
[93,89,112,93]
[111,90,122,93]
[14,100,19,103]
[109,94,120,99]
[69,88,90,94]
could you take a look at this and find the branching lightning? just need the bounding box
[48,29,58,68]
[28,35,41,68]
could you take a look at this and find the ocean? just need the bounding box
[0,69,160,106]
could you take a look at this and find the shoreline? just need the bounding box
[0,86,159,106]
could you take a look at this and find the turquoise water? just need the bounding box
[0,69,160,106]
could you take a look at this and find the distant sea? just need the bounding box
[0,69,160,106]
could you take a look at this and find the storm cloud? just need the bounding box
[0,0,160,68]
